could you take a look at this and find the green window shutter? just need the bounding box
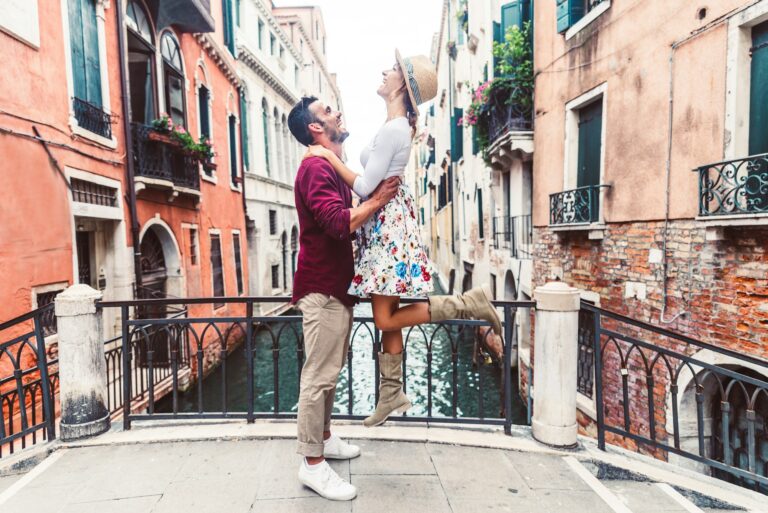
[749,21,768,155]
[557,0,585,34]
[472,126,480,155]
[240,93,250,170]
[235,0,241,27]
[493,21,502,75]
[223,0,235,54]
[69,0,101,106]
[68,0,87,101]
[262,106,270,175]
[577,100,603,222]
[229,115,238,184]
[451,107,464,162]
[198,85,210,138]
[477,189,484,238]
[501,1,522,37]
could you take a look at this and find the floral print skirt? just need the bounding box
[348,183,435,298]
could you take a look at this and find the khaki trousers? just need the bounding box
[296,293,353,457]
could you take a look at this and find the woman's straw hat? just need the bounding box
[395,49,438,116]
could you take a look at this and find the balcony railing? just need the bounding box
[696,154,768,217]
[73,97,112,139]
[587,0,609,13]
[550,185,604,225]
[492,214,532,258]
[131,123,200,191]
[488,85,533,145]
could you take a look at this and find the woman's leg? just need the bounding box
[371,294,430,333]
[375,295,404,354]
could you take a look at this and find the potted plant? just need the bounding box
[149,114,217,167]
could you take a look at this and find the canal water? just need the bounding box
[157,283,527,424]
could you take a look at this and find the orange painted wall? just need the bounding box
[0,0,129,323]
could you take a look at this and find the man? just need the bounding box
[287,96,399,501]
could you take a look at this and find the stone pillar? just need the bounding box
[531,281,580,448]
[55,284,110,441]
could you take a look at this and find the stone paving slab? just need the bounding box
[350,475,452,513]
[0,474,22,494]
[349,440,435,475]
[506,450,593,491]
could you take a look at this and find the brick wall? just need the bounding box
[531,221,768,456]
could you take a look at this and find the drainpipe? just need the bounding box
[115,2,143,297]
[447,0,457,258]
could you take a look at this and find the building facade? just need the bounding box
[532,0,768,483]
[408,0,534,355]
[0,0,249,362]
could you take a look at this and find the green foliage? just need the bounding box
[492,21,534,99]
[152,114,215,161]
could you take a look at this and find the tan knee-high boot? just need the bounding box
[363,352,412,428]
[428,284,502,336]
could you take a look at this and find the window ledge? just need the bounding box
[550,222,606,239]
[201,172,218,185]
[71,122,118,149]
[230,182,242,193]
[565,1,611,41]
[696,213,768,240]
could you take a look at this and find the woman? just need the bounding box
[305,51,501,427]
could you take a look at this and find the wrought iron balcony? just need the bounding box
[131,123,200,191]
[587,0,609,13]
[696,154,768,217]
[492,214,532,259]
[549,185,603,225]
[487,85,533,145]
[73,97,112,139]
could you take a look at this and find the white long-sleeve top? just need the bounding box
[353,117,412,198]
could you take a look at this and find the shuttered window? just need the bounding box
[68,0,102,107]
[240,92,250,170]
[271,265,280,289]
[198,85,210,139]
[222,0,235,55]
[749,21,768,155]
[477,188,484,239]
[229,114,239,185]
[233,233,244,295]
[262,99,271,175]
[451,108,464,162]
[577,100,603,222]
[210,234,225,305]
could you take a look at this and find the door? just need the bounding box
[138,229,170,368]
[748,21,768,212]
[75,231,93,286]
[577,100,603,222]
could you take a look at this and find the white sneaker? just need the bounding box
[323,434,361,460]
[298,459,357,501]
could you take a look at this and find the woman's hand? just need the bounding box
[303,145,330,161]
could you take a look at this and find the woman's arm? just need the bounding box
[306,147,361,191]
[305,121,404,198]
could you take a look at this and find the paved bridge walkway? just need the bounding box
[0,422,762,513]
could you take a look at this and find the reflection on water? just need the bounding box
[157,283,527,424]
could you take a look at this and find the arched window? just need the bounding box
[126,0,156,123]
[261,98,270,175]
[161,31,185,127]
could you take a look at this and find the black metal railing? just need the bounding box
[96,296,533,434]
[487,85,533,145]
[73,97,112,139]
[586,302,768,493]
[0,306,57,458]
[697,154,768,217]
[492,214,532,258]
[104,309,190,415]
[550,185,605,225]
[587,0,609,13]
[131,123,200,191]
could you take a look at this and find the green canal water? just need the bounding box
[157,285,527,423]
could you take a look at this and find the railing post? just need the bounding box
[54,285,110,441]
[531,281,580,448]
[503,305,514,435]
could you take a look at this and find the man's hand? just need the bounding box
[368,177,400,209]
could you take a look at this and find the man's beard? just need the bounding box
[330,129,350,144]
